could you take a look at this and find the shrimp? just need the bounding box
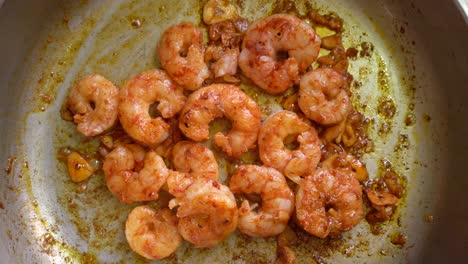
[179,84,261,158]
[258,111,321,184]
[166,141,219,197]
[62,74,119,137]
[239,14,321,94]
[229,165,294,237]
[118,69,186,147]
[125,206,182,260]
[298,67,351,125]
[103,144,169,203]
[158,23,210,90]
[171,178,238,248]
[295,168,363,238]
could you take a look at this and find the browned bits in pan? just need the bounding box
[4,156,17,175]
[366,204,395,223]
[281,93,300,112]
[271,0,298,15]
[346,47,359,58]
[377,97,397,119]
[360,42,374,57]
[383,171,405,198]
[203,0,240,25]
[405,113,416,126]
[321,110,370,154]
[205,18,248,84]
[391,233,407,246]
[364,163,406,224]
[308,9,344,32]
[209,20,244,48]
[321,34,342,49]
[321,152,369,182]
[424,215,434,223]
[276,246,296,264]
[366,189,398,206]
[316,33,351,75]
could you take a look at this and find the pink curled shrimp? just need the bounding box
[258,110,321,183]
[298,67,351,125]
[170,178,238,248]
[62,74,119,136]
[125,206,182,260]
[229,165,294,237]
[166,141,219,197]
[178,84,261,158]
[158,23,210,90]
[295,168,364,238]
[118,69,186,147]
[239,14,321,94]
[102,144,169,203]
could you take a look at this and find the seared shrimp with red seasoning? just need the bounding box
[179,84,261,158]
[295,168,364,238]
[258,110,321,183]
[170,178,238,248]
[63,74,119,136]
[239,14,321,94]
[166,141,219,197]
[298,67,351,125]
[103,144,169,203]
[118,69,186,147]
[125,206,182,260]
[158,23,210,90]
[229,165,294,237]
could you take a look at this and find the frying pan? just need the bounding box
[0,0,465,263]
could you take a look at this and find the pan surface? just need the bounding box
[0,0,462,263]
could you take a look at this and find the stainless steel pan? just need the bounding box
[0,0,465,263]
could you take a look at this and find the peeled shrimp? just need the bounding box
[229,165,294,237]
[258,111,321,184]
[125,206,182,260]
[166,141,219,197]
[172,141,219,180]
[63,74,119,136]
[171,178,238,248]
[118,69,186,147]
[103,144,169,203]
[158,23,209,90]
[179,84,261,158]
[239,14,321,94]
[295,168,363,238]
[298,67,351,125]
